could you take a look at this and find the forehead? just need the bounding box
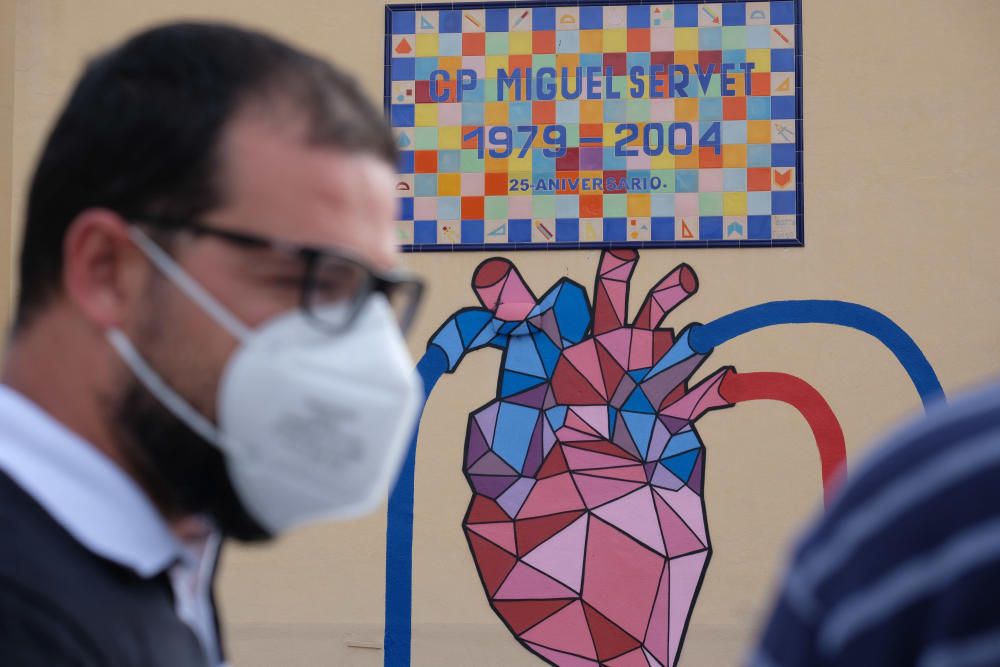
[212,108,398,265]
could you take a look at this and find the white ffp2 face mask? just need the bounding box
[107,227,423,534]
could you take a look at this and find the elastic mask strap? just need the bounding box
[128,226,252,341]
[107,328,223,448]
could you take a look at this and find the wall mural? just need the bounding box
[383,249,943,667]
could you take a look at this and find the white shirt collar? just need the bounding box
[0,384,190,577]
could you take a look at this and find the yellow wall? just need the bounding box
[3,1,1000,666]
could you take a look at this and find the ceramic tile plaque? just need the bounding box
[386,1,803,250]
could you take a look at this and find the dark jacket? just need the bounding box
[0,470,210,666]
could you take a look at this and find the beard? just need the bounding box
[114,377,271,543]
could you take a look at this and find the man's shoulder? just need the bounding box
[753,382,1000,666]
[0,573,105,666]
[0,471,116,664]
[0,470,209,666]
[0,468,162,621]
[789,380,1000,614]
[0,468,114,579]
[827,380,1000,529]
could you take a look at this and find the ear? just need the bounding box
[62,209,145,330]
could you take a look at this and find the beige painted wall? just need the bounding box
[3,1,1000,665]
[0,0,14,326]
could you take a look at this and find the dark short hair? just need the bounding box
[15,22,396,329]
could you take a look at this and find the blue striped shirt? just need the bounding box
[750,381,1000,667]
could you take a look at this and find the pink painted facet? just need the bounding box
[562,340,608,399]
[526,643,600,667]
[644,647,667,667]
[558,426,603,443]
[667,551,709,664]
[565,412,602,438]
[493,271,537,319]
[652,285,689,314]
[562,447,636,471]
[644,558,671,665]
[629,329,654,370]
[582,518,663,640]
[606,648,655,667]
[523,515,588,592]
[597,328,633,362]
[517,473,585,519]
[599,252,630,274]
[653,486,708,545]
[603,281,629,319]
[604,262,636,281]
[582,464,648,483]
[653,494,706,559]
[522,602,598,660]
[594,487,666,556]
[474,280,505,315]
[574,474,644,509]
[662,370,729,421]
[570,406,610,438]
[495,562,578,600]
[467,521,516,554]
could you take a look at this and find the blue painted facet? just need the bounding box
[501,371,547,397]
[622,388,655,413]
[430,320,464,369]
[661,449,700,482]
[622,411,657,458]
[505,335,547,377]
[644,329,698,380]
[456,310,495,346]
[663,430,702,458]
[493,403,542,471]
[552,282,591,344]
[545,405,568,430]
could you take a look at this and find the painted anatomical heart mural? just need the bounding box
[458,250,725,666]
[392,249,941,667]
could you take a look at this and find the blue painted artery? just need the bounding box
[688,300,944,408]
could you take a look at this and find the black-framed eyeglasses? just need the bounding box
[132,217,425,335]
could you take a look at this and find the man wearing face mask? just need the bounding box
[0,22,423,666]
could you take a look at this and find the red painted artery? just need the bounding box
[720,371,847,506]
